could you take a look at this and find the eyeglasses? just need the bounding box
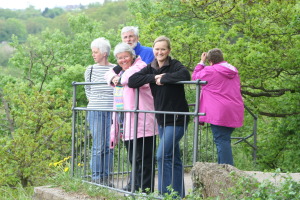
[116,55,131,61]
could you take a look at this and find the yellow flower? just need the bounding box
[63,156,71,161]
[49,163,53,167]
[64,167,69,172]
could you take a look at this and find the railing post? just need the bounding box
[131,88,140,193]
[71,81,77,177]
[193,80,201,164]
[244,105,258,164]
[253,115,257,164]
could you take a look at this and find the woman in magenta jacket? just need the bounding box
[105,43,157,192]
[192,48,244,165]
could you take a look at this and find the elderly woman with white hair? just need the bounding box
[105,43,157,193]
[84,37,115,186]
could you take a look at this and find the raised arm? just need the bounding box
[192,52,207,80]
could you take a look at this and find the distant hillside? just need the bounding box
[0,0,129,43]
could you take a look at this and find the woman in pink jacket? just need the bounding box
[192,48,244,165]
[105,43,157,192]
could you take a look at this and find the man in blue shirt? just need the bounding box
[113,26,154,74]
[121,26,154,64]
[117,27,155,192]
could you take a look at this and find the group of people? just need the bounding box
[84,26,244,198]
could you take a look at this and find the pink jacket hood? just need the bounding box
[215,61,238,79]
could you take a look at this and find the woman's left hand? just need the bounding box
[112,76,120,85]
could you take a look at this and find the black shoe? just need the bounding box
[122,184,131,191]
[102,177,115,188]
[123,184,140,192]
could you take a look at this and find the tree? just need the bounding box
[0,18,27,42]
[25,16,51,35]
[0,13,120,187]
[83,0,131,30]
[0,85,72,187]
[0,8,16,19]
[42,7,64,18]
[0,42,14,67]
[127,0,300,171]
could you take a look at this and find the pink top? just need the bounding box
[192,61,244,128]
[105,57,157,148]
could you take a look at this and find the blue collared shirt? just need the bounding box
[134,42,154,64]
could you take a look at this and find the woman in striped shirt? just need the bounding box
[84,37,115,186]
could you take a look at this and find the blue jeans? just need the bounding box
[157,125,185,198]
[87,111,113,180]
[211,124,235,165]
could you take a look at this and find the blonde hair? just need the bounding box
[153,36,171,49]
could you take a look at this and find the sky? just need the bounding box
[0,0,104,10]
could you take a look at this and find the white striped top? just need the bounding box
[84,64,115,109]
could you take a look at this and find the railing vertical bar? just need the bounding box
[71,82,77,177]
[193,80,201,164]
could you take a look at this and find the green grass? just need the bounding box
[0,184,34,200]
[1,160,300,200]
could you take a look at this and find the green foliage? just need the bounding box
[256,115,300,172]
[127,0,300,172]
[0,8,16,19]
[0,1,130,43]
[25,16,52,35]
[0,11,123,188]
[0,184,33,200]
[0,42,14,67]
[0,6,41,20]
[46,64,87,106]
[222,172,300,200]
[0,0,300,198]
[0,18,27,42]
[42,7,65,18]
[0,84,72,187]
[0,1,126,198]
[47,157,122,199]
[83,0,131,30]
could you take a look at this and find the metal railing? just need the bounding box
[71,80,257,198]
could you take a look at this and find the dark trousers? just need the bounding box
[124,136,156,192]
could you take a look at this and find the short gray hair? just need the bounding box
[90,37,111,56]
[121,26,139,37]
[113,43,136,58]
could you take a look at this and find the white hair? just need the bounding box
[121,26,139,37]
[113,43,136,58]
[90,37,111,56]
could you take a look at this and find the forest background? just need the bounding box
[0,0,299,196]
